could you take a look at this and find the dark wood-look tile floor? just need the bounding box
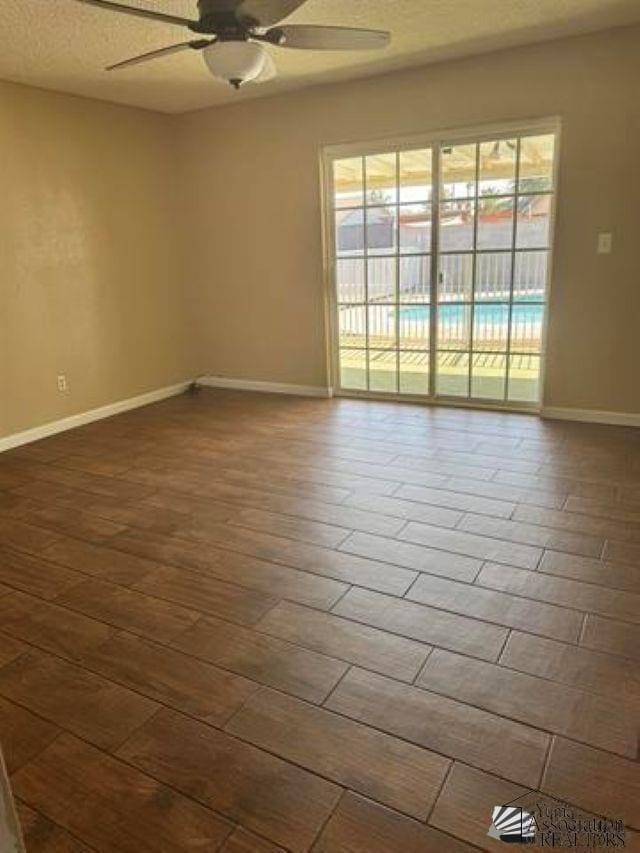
[0,388,639,851]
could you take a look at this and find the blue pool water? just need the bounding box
[398,301,543,324]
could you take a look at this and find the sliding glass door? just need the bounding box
[333,148,433,395]
[327,122,557,408]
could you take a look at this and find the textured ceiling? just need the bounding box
[2,0,640,113]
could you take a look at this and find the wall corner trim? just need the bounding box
[541,406,640,427]
[197,375,333,398]
[0,381,192,453]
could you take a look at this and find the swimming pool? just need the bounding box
[398,301,544,325]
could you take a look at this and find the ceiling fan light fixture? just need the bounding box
[75,0,391,89]
[203,40,266,88]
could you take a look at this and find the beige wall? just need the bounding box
[2,25,639,440]
[176,24,640,414]
[0,82,197,439]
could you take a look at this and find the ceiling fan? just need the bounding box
[75,0,391,89]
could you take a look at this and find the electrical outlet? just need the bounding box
[57,374,68,393]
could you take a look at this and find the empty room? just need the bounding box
[1,0,639,850]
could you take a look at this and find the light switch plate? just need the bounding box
[597,232,613,254]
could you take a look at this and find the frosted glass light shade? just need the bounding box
[203,41,267,87]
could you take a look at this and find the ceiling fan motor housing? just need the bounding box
[192,0,255,35]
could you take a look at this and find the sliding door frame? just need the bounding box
[321,116,561,412]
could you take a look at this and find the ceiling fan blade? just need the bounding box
[237,0,308,27]
[74,0,197,28]
[266,25,390,50]
[255,50,277,83]
[107,40,213,71]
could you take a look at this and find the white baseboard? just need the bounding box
[3,379,634,455]
[197,375,333,399]
[541,406,640,427]
[0,381,192,453]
